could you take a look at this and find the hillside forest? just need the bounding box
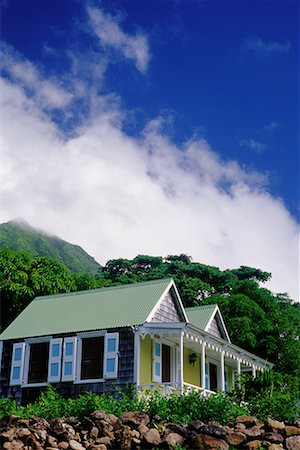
[1,248,299,380]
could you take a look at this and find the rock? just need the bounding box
[235,423,246,432]
[225,431,247,446]
[286,435,300,450]
[143,428,161,446]
[195,434,228,449]
[165,432,185,447]
[264,432,284,444]
[286,426,300,437]
[244,426,263,438]
[190,420,205,431]
[17,428,31,438]
[120,412,150,428]
[244,440,264,450]
[201,424,227,438]
[58,442,69,449]
[208,420,221,428]
[106,414,118,426]
[88,446,107,450]
[69,440,85,450]
[268,445,284,450]
[47,435,58,447]
[1,428,16,441]
[97,437,111,445]
[18,420,30,426]
[29,417,50,429]
[3,440,24,450]
[90,427,99,439]
[235,416,259,427]
[266,418,285,431]
[137,424,149,437]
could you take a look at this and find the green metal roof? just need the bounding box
[0,279,173,340]
[185,304,217,330]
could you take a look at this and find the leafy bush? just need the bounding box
[233,370,300,421]
[0,380,298,423]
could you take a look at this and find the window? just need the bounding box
[74,332,119,382]
[81,336,104,380]
[204,361,218,391]
[10,332,119,386]
[28,342,49,383]
[152,339,173,383]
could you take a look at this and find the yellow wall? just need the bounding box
[183,348,200,387]
[139,335,152,384]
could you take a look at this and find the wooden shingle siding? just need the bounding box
[152,292,180,323]
[0,328,135,404]
[208,317,222,339]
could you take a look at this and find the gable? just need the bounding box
[186,305,231,342]
[151,291,181,323]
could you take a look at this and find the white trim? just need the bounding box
[220,350,225,391]
[201,342,206,390]
[133,328,140,387]
[23,337,51,386]
[179,330,184,394]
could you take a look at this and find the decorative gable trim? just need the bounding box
[146,280,188,324]
[205,306,231,343]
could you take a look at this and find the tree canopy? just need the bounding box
[1,249,299,377]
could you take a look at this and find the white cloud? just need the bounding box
[242,37,290,54]
[1,58,299,301]
[239,139,266,153]
[0,8,299,301]
[87,7,150,73]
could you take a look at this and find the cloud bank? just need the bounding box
[242,37,291,55]
[1,7,299,301]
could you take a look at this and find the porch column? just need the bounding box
[237,358,241,388]
[179,330,184,394]
[220,350,225,392]
[201,342,206,390]
[252,365,256,378]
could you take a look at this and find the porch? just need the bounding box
[135,323,268,396]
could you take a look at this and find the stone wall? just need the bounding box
[1,412,300,450]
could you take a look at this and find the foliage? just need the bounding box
[0,220,101,275]
[0,248,76,330]
[233,370,300,421]
[1,248,299,377]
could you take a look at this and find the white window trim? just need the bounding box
[22,336,52,388]
[74,331,106,384]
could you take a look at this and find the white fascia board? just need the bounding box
[186,323,273,368]
[141,322,186,329]
[204,305,231,343]
[145,280,187,323]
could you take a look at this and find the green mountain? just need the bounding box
[0,219,101,274]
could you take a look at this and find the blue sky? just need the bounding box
[1,0,299,299]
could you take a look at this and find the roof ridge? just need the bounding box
[186,304,217,311]
[34,277,174,301]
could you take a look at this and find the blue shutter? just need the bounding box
[10,342,26,386]
[104,333,119,379]
[48,338,62,383]
[62,337,77,381]
[152,340,161,383]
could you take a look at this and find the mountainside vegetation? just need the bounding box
[0,246,299,379]
[0,220,101,274]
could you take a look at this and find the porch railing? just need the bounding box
[138,382,215,397]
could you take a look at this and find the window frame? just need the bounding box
[75,331,106,384]
[152,338,176,384]
[22,337,52,388]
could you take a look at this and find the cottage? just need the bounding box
[0,278,273,403]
